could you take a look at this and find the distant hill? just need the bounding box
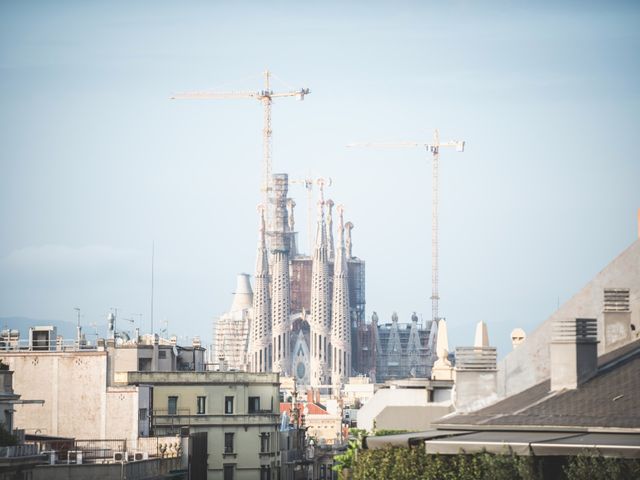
[0,317,108,341]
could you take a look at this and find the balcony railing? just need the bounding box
[0,444,39,457]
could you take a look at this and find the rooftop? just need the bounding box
[436,338,640,430]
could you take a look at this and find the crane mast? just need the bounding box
[171,70,310,232]
[347,129,465,327]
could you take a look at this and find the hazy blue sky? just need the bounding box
[1,1,639,357]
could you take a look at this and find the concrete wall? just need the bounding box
[374,405,452,431]
[498,240,640,398]
[105,386,142,444]
[454,370,498,412]
[1,351,139,441]
[356,388,431,432]
[3,351,107,437]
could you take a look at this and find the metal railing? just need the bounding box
[74,439,127,461]
[0,339,99,352]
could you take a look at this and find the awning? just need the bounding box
[532,432,640,458]
[424,431,640,458]
[365,430,470,450]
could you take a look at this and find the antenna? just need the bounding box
[150,241,155,335]
[74,307,81,347]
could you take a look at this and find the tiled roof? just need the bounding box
[280,402,328,415]
[437,340,640,429]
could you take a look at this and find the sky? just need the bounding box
[1,1,639,357]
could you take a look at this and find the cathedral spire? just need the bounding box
[271,174,292,375]
[287,198,298,256]
[310,199,331,387]
[325,199,335,261]
[249,205,272,372]
[331,205,351,387]
[344,221,354,259]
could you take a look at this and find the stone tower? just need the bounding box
[309,200,331,387]
[331,205,351,387]
[270,174,292,375]
[249,206,272,372]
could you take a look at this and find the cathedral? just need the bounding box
[213,173,366,387]
[212,173,437,385]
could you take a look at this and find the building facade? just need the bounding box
[126,371,281,480]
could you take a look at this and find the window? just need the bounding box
[223,464,234,480]
[197,396,206,415]
[158,350,167,359]
[138,358,151,371]
[224,432,234,454]
[138,408,147,421]
[260,466,271,480]
[168,396,178,415]
[248,396,260,413]
[224,396,234,414]
[260,432,270,453]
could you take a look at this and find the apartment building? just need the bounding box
[124,371,281,480]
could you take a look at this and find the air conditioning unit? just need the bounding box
[113,452,127,462]
[67,450,83,465]
[134,452,148,461]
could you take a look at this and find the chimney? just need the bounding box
[550,318,598,391]
[454,327,498,412]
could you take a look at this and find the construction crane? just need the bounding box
[289,177,332,252]
[347,129,465,327]
[171,70,310,230]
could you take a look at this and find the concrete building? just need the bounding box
[124,370,281,480]
[356,378,454,433]
[0,326,204,445]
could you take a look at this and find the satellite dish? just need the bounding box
[172,346,179,357]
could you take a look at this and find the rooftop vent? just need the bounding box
[604,288,630,312]
[454,346,497,371]
[552,318,597,343]
[550,318,598,391]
